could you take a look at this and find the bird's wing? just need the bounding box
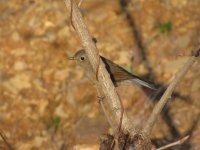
[101,56,156,90]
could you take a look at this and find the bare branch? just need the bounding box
[64,0,135,135]
[78,0,84,7]
[143,48,200,135]
[157,135,189,150]
[0,131,13,150]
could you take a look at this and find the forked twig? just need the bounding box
[64,0,134,135]
[143,48,200,135]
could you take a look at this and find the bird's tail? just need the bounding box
[131,78,156,90]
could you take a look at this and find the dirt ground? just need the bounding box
[0,0,200,149]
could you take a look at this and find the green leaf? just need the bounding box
[49,116,61,130]
[157,21,172,33]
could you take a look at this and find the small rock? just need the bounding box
[170,0,188,8]
[191,80,200,92]
[2,73,31,93]
[32,78,46,92]
[73,144,98,150]
[13,61,27,71]
[28,17,41,28]
[54,104,69,118]
[175,36,190,49]
[42,32,56,42]
[32,136,47,148]
[11,48,26,56]
[16,136,47,150]
[29,99,49,116]
[164,57,188,73]
[57,26,70,39]
[44,21,55,28]
[11,31,22,42]
[116,51,130,65]
[54,69,69,81]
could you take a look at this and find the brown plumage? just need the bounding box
[70,49,156,90]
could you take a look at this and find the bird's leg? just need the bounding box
[97,96,105,103]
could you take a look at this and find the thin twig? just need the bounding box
[0,131,13,150]
[143,48,200,135]
[64,0,135,134]
[69,0,75,30]
[157,135,189,150]
[78,0,84,7]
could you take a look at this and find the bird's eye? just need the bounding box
[80,56,85,61]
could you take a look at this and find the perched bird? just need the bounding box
[69,49,156,90]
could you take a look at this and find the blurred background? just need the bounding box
[0,0,200,149]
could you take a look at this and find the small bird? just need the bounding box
[69,49,156,90]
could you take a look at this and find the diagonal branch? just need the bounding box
[0,131,13,150]
[157,135,189,150]
[64,0,135,135]
[143,48,200,136]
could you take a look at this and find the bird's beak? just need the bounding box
[68,56,75,60]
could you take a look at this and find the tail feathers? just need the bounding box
[131,78,156,90]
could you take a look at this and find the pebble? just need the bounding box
[11,31,22,42]
[54,104,69,118]
[42,32,56,42]
[164,57,188,73]
[73,144,98,150]
[57,26,71,39]
[28,17,41,28]
[117,51,130,65]
[11,48,26,56]
[170,0,188,7]
[175,36,190,49]
[54,68,70,81]
[13,61,27,71]
[2,73,31,93]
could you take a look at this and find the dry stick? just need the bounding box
[69,0,75,30]
[143,48,200,136]
[78,0,84,7]
[0,131,13,150]
[64,0,135,135]
[157,135,189,150]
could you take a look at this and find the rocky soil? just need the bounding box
[0,0,200,149]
